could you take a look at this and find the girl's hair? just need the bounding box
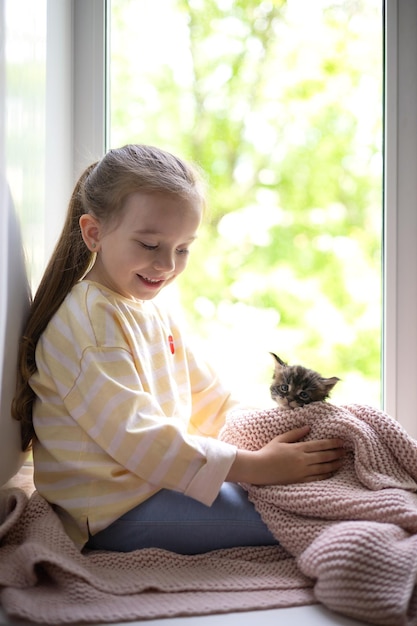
[12,144,206,451]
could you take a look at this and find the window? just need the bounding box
[5,0,417,439]
[109,0,383,408]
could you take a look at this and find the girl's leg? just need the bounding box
[86,482,278,554]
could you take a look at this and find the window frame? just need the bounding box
[72,0,108,177]
[383,0,417,437]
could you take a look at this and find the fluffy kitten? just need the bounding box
[270,353,340,409]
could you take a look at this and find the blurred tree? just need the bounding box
[110,0,382,406]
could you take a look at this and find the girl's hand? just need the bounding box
[227,425,345,485]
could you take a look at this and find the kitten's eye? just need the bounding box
[280,384,289,393]
[299,391,310,400]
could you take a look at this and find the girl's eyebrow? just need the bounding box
[133,229,198,241]
[132,229,160,235]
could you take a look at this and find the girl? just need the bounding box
[12,144,345,554]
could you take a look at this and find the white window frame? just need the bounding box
[69,0,417,436]
[72,0,108,178]
[383,0,417,437]
[44,0,107,265]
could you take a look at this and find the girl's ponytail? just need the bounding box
[12,162,97,451]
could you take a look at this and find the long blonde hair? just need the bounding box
[12,144,205,451]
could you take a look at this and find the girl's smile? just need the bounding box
[80,191,202,301]
[137,275,167,291]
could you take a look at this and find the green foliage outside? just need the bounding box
[110,0,383,407]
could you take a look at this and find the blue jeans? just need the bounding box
[86,482,278,555]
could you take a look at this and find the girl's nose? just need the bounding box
[152,250,175,271]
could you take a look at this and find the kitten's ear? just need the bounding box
[322,376,340,392]
[270,353,287,368]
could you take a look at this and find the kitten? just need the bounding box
[270,352,340,409]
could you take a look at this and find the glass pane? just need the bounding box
[109,0,383,408]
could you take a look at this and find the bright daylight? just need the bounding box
[110,0,383,408]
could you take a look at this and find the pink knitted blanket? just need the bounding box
[0,490,313,624]
[1,402,417,625]
[221,402,417,625]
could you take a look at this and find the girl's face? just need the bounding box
[80,191,203,301]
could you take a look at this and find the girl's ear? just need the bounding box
[79,214,101,252]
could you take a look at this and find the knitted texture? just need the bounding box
[220,402,417,625]
[2,402,417,625]
[0,488,313,624]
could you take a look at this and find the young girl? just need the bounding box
[13,144,345,554]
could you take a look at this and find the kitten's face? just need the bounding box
[270,353,339,409]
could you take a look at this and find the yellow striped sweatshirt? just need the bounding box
[30,281,238,548]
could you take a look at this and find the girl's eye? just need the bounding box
[139,242,158,250]
[138,242,190,254]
